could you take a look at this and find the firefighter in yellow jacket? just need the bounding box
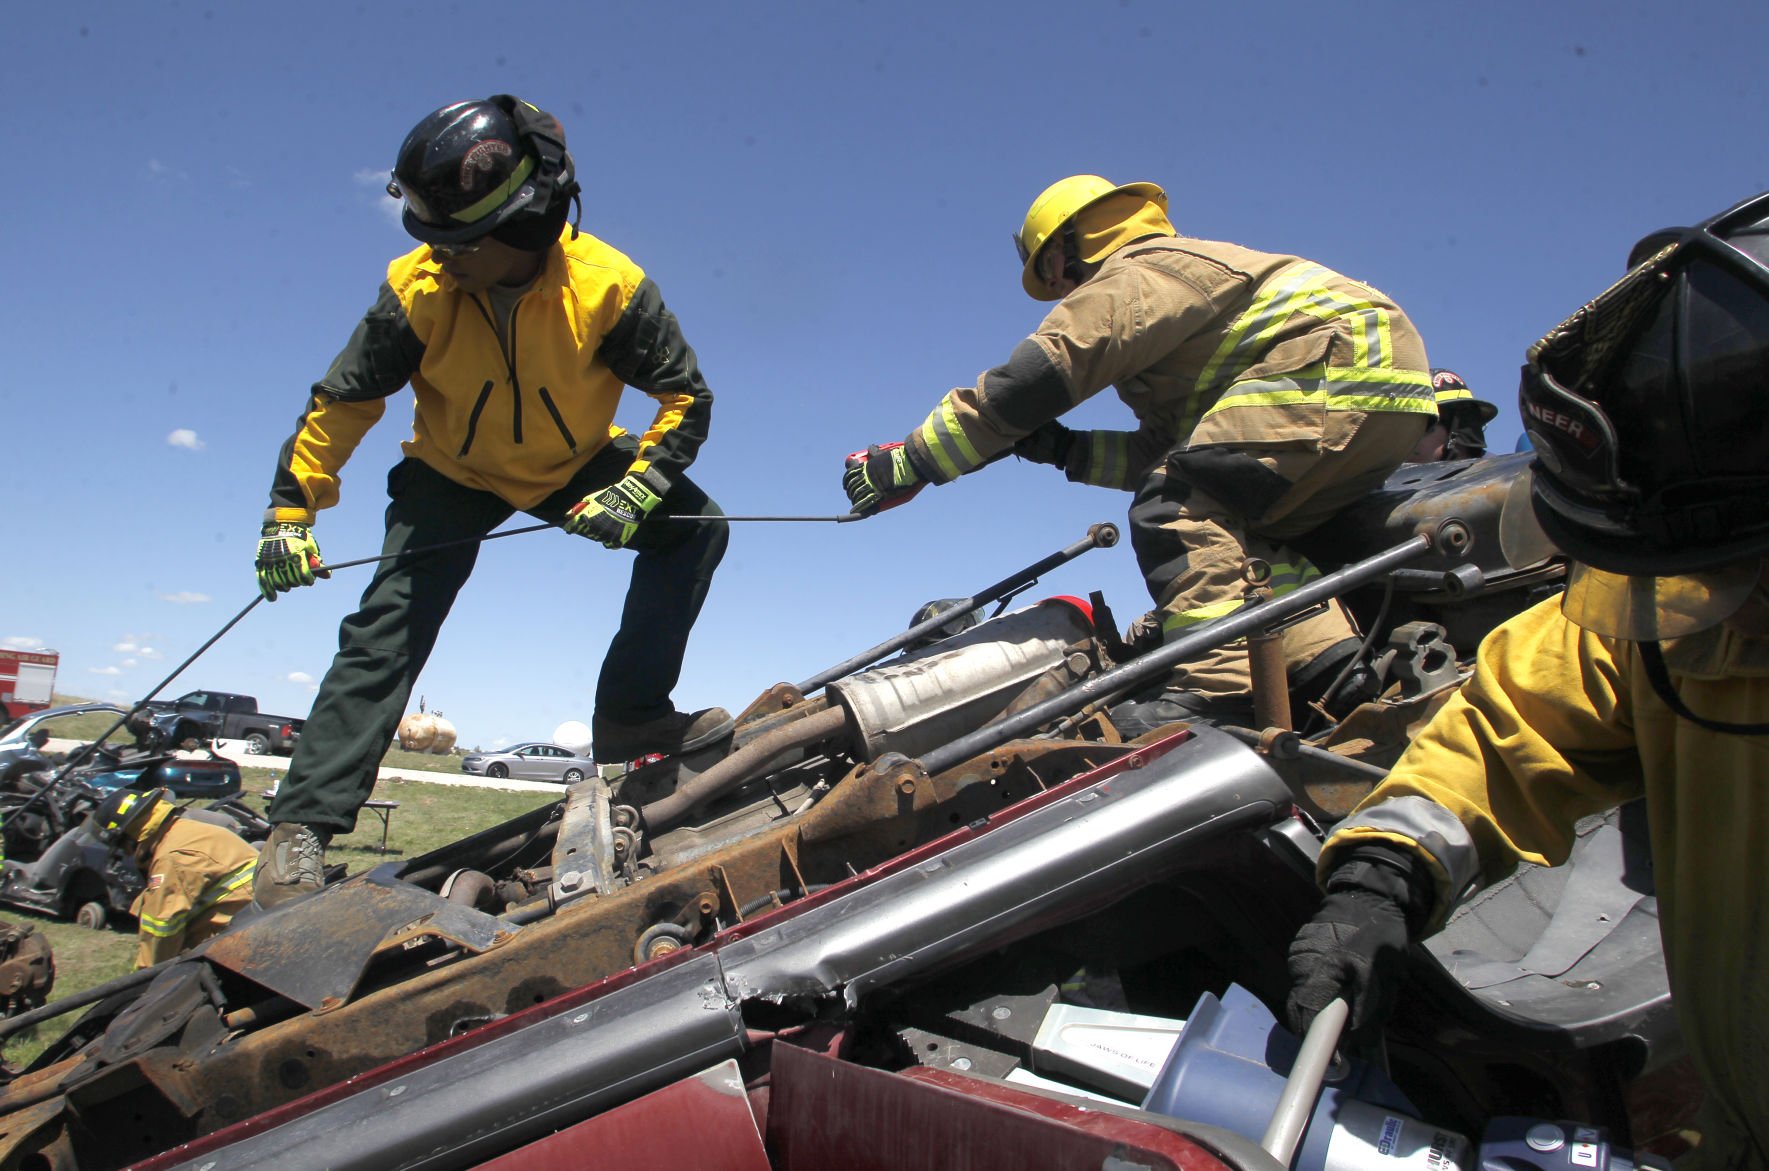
[93,788,258,970]
[1287,191,1769,1169]
[842,177,1435,722]
[250,97,731,909]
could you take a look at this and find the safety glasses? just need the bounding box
[386,174,485,257]
[428,240,484,260]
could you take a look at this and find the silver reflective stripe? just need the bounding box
[1332,794,1481,900]
[916,397,985,482]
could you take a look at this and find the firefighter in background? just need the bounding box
[93,788,258,970]
[251,96,731,908]
[842,176,1434,723]
[1286,191,1769,1169]
[1410,367,1499,462]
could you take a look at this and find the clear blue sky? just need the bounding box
[4,1,1765,750]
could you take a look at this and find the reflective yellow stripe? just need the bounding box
[1263,559,1324,592]
[1085,431,1130,488]
[449,155,537,225]
[1161,595,1249,633]
[1345,307,1392,369]
[1195,262,1332,394]
[1200,367,1437,421]
[1183,263,1428,438]
[1160,557,1324,636]
[917,398,985,481]
[139,859,256,938]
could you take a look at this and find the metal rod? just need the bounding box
[795,522,1121,695]
[916,534,1432,777]
[1245,587,1294,733]
[640,705,851,833]
[656,513,864,523]
[0,964,162,1040]
[1261,997,1348,1163]
[319,520,556,572]
[1219,726,1393,782]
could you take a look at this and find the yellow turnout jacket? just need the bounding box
[267,226,713,522]
[1324,595,1769,1167]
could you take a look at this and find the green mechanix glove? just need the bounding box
[566,473,664,549]
[255,522,328,602]
[842,441,926,516]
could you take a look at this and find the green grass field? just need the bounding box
[2,765,557,1069]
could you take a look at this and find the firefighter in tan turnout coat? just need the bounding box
[93,788,258,970]
[843,176,1434,716]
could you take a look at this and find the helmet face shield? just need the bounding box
[394,154,536,235]
[1497,466,1558,569]
[1560,560,1762,641]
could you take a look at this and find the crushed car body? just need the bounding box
[0,454,1700,1170]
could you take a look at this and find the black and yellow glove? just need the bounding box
[255,522,328,602]
[842,442,926,516]
[566,473,664,549]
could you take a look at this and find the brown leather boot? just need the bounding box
[251,822,328,911]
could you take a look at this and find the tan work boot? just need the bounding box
[252,822,328,911]
[592,706,734,764]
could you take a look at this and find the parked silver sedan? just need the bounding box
[459,742,596,783]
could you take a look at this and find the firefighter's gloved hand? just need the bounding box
[1285,845,1430,1041]
[1012,420,1075,470]
[842,442,925,516]
[566,473,664,549]
[255,522,328,602]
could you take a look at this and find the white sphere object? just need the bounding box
[553,720,593,755]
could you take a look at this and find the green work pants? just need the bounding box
[268,443,726,834]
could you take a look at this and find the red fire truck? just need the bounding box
[0,649,58,724]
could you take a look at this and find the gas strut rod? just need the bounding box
[795,522,1121,696]
[916,533,1434,777]
[657,513,865,523]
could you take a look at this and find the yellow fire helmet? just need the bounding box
[1014,175,1170,301]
